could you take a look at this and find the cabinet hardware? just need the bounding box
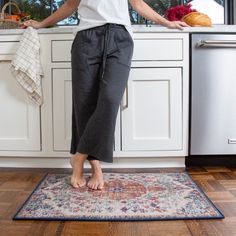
[0,59,12,62]
[228,139,236,144]
[197,40,236,48]
[122,84,128,110]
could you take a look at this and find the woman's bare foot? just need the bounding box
[87,160,104,190]
[69,152,88,188]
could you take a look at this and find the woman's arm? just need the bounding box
[129,0,189,30]
[21,0,81,29]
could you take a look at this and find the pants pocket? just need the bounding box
[114,28,134,68]
[117,44,133,68]
[72,29,103,57]
[71,31,82,54]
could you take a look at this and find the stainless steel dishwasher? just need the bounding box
[190,34,236,155]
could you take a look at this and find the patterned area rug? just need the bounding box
[13,172,224,221]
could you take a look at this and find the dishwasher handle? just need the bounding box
[196,40,236,48]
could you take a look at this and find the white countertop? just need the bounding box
[1,24,236,35]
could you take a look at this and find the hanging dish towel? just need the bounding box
[10,26,44,106]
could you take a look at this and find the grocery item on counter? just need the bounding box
[181,12,212,27]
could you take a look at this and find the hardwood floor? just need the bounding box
[0,166,236,236]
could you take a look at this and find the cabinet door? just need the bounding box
[121,67,182,151]
[52,68,116,151]
[0,59,41,151]
[52,68,72,151]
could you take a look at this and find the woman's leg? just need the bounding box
[69,29,102,189]
[69,152,88,188]
[86,155,104,190]
[87,159,104,190]
[85,26,134,189]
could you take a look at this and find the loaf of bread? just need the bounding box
[181,12,212,27]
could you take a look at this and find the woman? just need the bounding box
[22,0,189,191]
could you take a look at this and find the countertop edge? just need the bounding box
[1,25,236,35]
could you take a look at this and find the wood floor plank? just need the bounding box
[185,219,233,236]
[206,180,226,191]
[230,190,236,197]
[218,180,236,191]
[204,166,232,173]
[62,221,111,236]
[147,221,191,236]
[185,220,209,236]
[193,179,218,192]
[220,216,236,236]
[110,222,150,236]
[215,202,236,217]
[202,220,233,236]
[27,220,62,236]
[188,174,215,181]
[0,220,32,236]
[211,172,236,180]
[206,191,236,202]
[0,191,17,203]
[5,191,30,219]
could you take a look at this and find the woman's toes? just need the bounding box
[79,179,86,187]
[71,179,79,188]
[90,181,103,190]
[86,181,91,188]
[91,183,95,190]
[87,180,95,190]
[70,174,86,188]
[98,183,104,190]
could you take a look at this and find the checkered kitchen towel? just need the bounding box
[10,26,44,106]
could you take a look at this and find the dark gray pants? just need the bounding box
[70,23,134,163]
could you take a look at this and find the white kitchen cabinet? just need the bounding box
[0,31,188,168]
[121,67,182,151]
[0,54,41,151]
[52,68,116,152]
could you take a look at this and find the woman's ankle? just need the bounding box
[72,152,88,161]
[89,160,103,175]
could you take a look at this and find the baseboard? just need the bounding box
[0,156,185,168]
[186,155,236,166]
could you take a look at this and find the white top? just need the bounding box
[73,0,133,39]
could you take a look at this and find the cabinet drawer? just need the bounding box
[0,41,19,55]
[133,38,183,61]
[51,38,183,62]
[51,40,72,62]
